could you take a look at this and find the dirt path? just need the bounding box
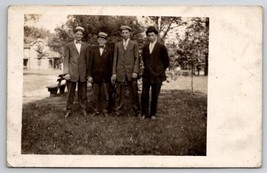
[23,69,63,104]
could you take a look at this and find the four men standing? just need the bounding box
[63,25,169,119]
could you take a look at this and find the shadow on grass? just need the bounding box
[22,89,207,155]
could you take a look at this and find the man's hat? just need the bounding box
[98,32,108,39]
[146,26,158,35]
[120,25,132,32]
[74,26,85,34]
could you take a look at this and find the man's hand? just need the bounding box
[132,73,138,79]
[87,76,93,83]
[64,74,71,80]
[111,74,117,83]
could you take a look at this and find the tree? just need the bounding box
[176,17,209,93]
[54,15,145,49]
[147,16,187,42]
[24,26,52,44]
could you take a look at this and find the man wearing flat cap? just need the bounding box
[63,26,90,118]
[88,32,113,117]
[111,25,141,117]
[141,26,170,119]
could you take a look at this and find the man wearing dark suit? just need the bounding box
[88,32,113,117]
[63,26,90,118]
[141,26,170,119]
[111,25,141,116]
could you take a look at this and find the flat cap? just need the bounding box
[74,26,85,33]
[146,26,158,35]
[98,32,108,39]
[120,25,132,32]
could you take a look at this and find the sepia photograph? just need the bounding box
[7,5,262,167]
[22,14,208,155]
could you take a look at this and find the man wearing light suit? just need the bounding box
[111,25,141,116]
[63,26,90,118]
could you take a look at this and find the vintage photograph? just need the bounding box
[22,14,208,155]
[7,5,262,167]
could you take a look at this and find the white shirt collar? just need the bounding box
[123,38,130,44]
[74,39,82,44]
[150,38,157,46]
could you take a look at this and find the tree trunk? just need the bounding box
[204,52,208,76]
[191,64,194,94]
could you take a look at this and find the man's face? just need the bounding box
[98,37,107,46]
[74,31,84,41]
[147,32,157,43]
[121,29,130,40]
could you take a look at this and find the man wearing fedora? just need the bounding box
[141,26,170,119]
[63,26,90,118]
[88,32,113,117]
[111,25,141,117]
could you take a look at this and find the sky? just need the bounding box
[25,14,69,33]
[25,14,193,44]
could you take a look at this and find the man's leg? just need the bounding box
[92,83,100,114]
[114,81,124,115]
[128,79,141,116]
[150,82,162,118]
[66,81,76,117]
[101,82,110,116]
[141,82,150,118]
[78,80,87,115]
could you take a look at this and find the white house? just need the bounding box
[24,38,62,70]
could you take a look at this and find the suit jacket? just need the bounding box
[112,39,140,82]
[63,41,90,82]
[88,46,113,84]
[142,42,170,84]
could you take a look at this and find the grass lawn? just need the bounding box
[22,88,207,155]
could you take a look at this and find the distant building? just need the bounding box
[24,38,62,70]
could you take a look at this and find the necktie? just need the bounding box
[123,40,127,50]
[76,40,81,44]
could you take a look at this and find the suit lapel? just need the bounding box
[150,42,160,55]
[124,40,132,54]
[71,42,79,55]
[102,47,107,56]
[119,41,125,52]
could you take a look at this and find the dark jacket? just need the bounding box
[142,42,170,84]
[63,41,90,82]
[89,46,113,84]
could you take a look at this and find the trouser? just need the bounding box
[141,81,162,117]
[92,82,110,113]
[114,78,141,115]
[66,80,87,112]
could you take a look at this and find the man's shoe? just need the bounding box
[115,111,121,117]
[151,116,156,120]
[81,110,87,116]
[103,112,109,117]
[92,112,100,116]
[65,111,71,118]
[136,112,142,118]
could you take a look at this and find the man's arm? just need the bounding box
[63,43,70,75]
[133,41,140,74]
[85,45,91,77]
[161,45,170,70]
[111,43,118,82]
[87,47,93,77]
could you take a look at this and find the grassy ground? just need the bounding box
[21,88,207,155]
